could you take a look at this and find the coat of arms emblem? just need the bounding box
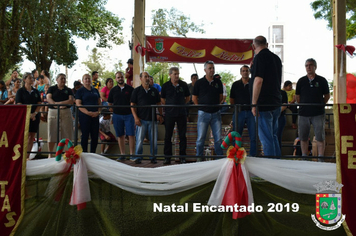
[311,180,346,230]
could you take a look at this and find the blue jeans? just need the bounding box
[256,107,281,156]
[232,110,257,156]
[277,115,286,152]
[134,119,157,160]
[196,110,222,156]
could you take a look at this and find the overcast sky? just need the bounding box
[21,0,356,87]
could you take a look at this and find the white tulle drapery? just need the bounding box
[26,154,336,196]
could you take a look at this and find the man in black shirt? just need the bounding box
[230,65,257,156]
[192,61,223,158]
[131,72,163,164]
[161,67,190,164]
[250,35,282,157]
[296,58,330,157]
[108,71,135,160]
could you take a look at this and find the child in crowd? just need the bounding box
[99,109,117,154]
[40,84,50,122]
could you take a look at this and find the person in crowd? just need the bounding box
[187,73,198,122]
[230,65,257,156]
[75,74,102,153]
[277,89,288,151]
[149,75,162,93]
[250,35,282,157]
[36,75,46,93]
[4,78,21,105]
[92,71,101,91]
[46,73,74,158]
[0,80,8,104]
[40,70,51,85]
[296,58,330,157]
[293,133,312,156]
[71,81,83,119]
[213,74,228,112]
[192,60,223,158]
[108,71,135,160]
[32,69,39,87]
[99,109,117,154]
[125,58,133,86]
[100,78,114,106]
[15,72,42,159]
[131,71,163,164]
[283,80,298,129]
[6,70,20,91]
[161,67,190,164]
[40,84,50,122]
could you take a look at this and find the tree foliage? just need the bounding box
[151,8,205,37]
[148,7,205,84]
[82,47,123,85]
[0,0,24,80]
[311,0,356,39]
[0,0,124,80]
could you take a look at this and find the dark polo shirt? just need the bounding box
[75,86,100,112]
[161,80,190,117]
[131,85,160,121]
[193,76,223,113]
[296,74,329,117]
[108,84,134,115]
[230,79,251,111]
[47,85,73,109]
[15,87,41,112]
[250,48,282,111]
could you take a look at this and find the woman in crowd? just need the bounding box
[100,78,114,106]
[41,70,51,85]
[5,70,20,91]
[15,72,42,159]
[4,78,21,104]
[75,74,101,153]
[46,73,74,158]
[0,80,8,104]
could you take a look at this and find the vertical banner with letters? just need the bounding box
[334,104,356,236]
[0,105,30,236]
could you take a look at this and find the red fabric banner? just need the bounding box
[0,105,30,236]
[146,36,253,64]
[334,104,356,235]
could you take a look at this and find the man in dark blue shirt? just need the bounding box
[192,61,223,158]
[131,72,163,164]
[230,65,257,156]
[108,71,135,160]
[161,67,190,164]
[250,35,282,157]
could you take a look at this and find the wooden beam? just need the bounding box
[133,0,145,88]
[333,0,346,103]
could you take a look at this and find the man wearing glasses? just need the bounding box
[192,61,223,159]
[296,58,330,158]
[161,67,190,164]
[108,71,135,161]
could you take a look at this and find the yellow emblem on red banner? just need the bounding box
[211,46,253,62]
[170,42,206,58]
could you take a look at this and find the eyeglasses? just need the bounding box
[117,76,124,78]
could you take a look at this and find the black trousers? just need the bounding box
[164,115,187,156]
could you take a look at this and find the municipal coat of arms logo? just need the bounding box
[153,40,165,54]
[311,180,346,230]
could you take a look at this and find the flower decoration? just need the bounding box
[63,145,83,164]
[226,146,246,164]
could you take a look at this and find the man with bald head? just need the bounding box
[250,35,282,157]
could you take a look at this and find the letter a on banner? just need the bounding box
[0,105,31,236]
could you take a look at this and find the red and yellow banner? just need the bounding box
[334,104,356,235]
[146,36,253,64]
[0,105,30,236]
